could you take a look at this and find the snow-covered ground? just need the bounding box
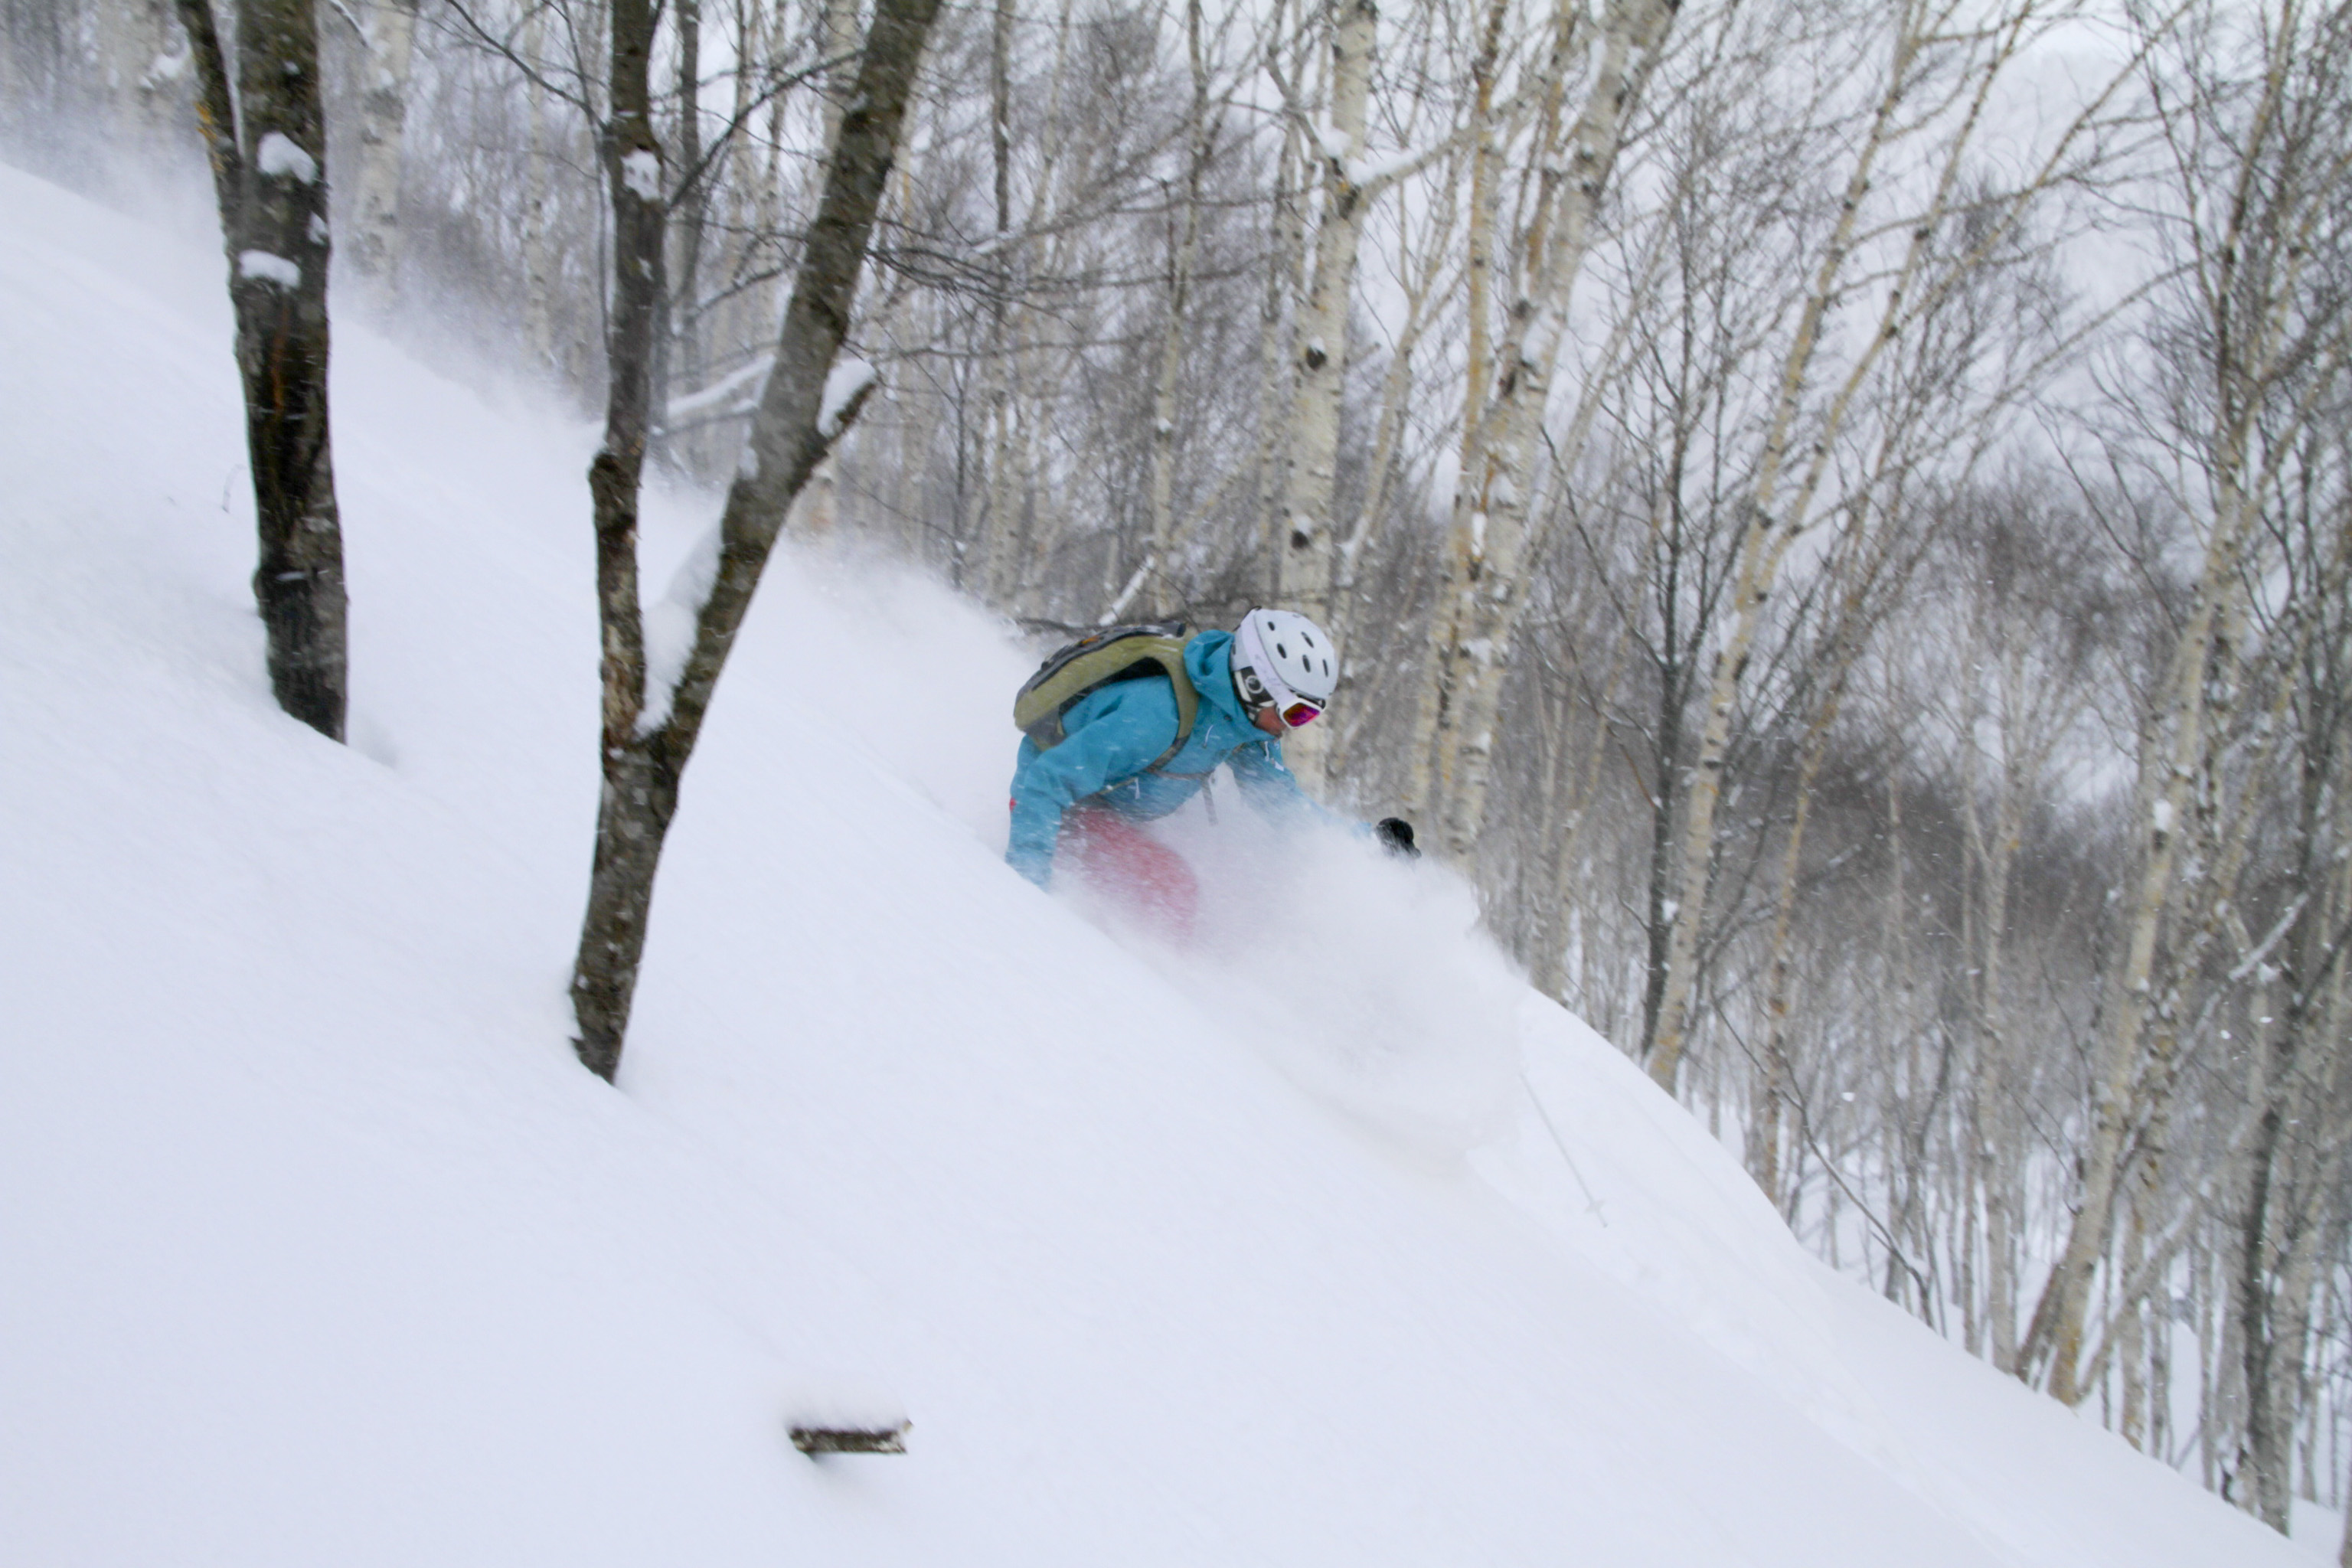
[0,162,2308,1566]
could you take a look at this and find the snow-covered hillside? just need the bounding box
[0,163,2305,1566]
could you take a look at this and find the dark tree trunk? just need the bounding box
[570,0,944,1080]
[1635,520,1688,1064]
[573,0,670,1084]
[573,734,681,1080]
[2232,727,2344,1531]
[175,0,348,740]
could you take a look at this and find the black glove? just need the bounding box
[1375,817,1419,859]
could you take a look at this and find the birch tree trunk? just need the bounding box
[1971,725,2027,1374]
[1111,0,1210,621]
[518,4,558,375]
[1270,0,1376,622]
[1246,0,1311,589]
[1749,439,1931,1197]
[572,0,942,1078]
[1455,0,1508,508]
[346,0,417,312]
[1325,185,1454,657]
[983,0,1078,609]
[1644,0,2060,1092]
[1422,0,1674,861]
[2024,456,2266,1406]
[2120,1174,2151,1448]
[1749,697,1834,1201]
[2024,0,2350,1397]
[175,0,348,742]
[1960,527,2092,1375]
[662,0,706,467]
[109,0,185,152]
[2230,577,2352,1527]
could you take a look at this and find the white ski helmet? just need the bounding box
[1233,607,1339,718]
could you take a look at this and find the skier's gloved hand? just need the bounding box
[1374,817,1419,859]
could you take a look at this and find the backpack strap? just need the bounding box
[1014,629,1200,773]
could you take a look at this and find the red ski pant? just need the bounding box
[1058,802,1198,945]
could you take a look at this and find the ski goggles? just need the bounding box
[1237,664,1326,728]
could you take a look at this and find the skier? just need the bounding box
[1007,607,1414,939]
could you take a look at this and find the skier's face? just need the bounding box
[1252,704,1286,737]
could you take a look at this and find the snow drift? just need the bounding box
[0,163,2304,1566]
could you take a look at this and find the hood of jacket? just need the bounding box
[1183,629,1249,724]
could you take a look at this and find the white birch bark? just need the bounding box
[2027,0,2352,1394]
[2120,1179,2151,1447]
[1311,182,1455,786]
[2027,451,2269,1404]
[518,4,558,375]
[122,0,187,150]
[345,0,417,312]
[1112,0,1212,621]
[1271,0,1377,622]
[1644,0,2086,1092]
[1970,714,2029,1375]
[1960,537,2095,1373]
[983,0,1077,608]
[1455,0,1508,499]
[1334,187,1454,601]
[1421,0,1674,859]
[1251,14,1311,587]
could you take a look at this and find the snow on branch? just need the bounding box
[635,525,724,737]
[818,357,878,439]
[1263,42,1532,198]
[667,355,774,423]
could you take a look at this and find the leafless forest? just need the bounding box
[8,0,2350,1538]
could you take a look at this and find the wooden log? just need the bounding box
[789,1421,910,1455]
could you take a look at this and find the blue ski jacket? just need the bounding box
[1006,629,1332,887]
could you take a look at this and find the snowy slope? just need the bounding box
[0,162,2301,1566]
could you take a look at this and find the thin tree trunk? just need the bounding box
[969,0,1018,595]
[2121,1171,2151,1447]
[347,0,417,312]
[1120,0,1210,619]
[984,0,1074,609]
[1752,487,1920,1198]
[1969,639,2035,1374]
[2152,1248,2174,1462]
[1271,0,1377,623]
[1250,0,1310,588]
[1336,198,1449,614]
[665,0,707,468]
[1455,0,1508,498]
[517,2,559,377]
[572,0,669,1080]
[1645,2,2037,1093]
[2230,789,2352,1527]
[2025,447,2269,1403]
[1530,639,1620,1002]
[571,0,942,1078]
[1423,0,1673,862]
[1753,685,1849,1204]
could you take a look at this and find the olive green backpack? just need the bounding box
[1012,619,1199,771]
